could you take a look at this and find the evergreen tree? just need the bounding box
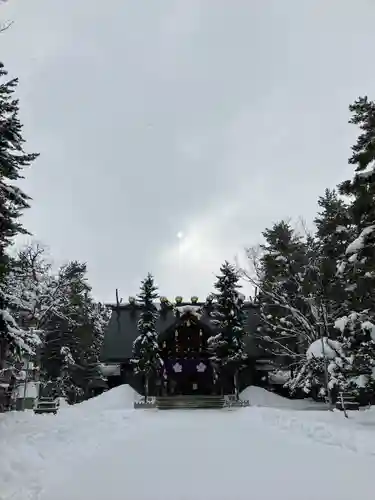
[5,243,55,335]
[338,96,375,312]
[329,312,375,403]
[314,188,354,309]
[323,96,375,403]
[79,301,110,399]
[310,188,356,338]
[280,195,355,398]
[88,301,110,364]
[289,98,375,401]
[2,250,110,403]
[39,261,106,403]
[241,97,375,402]
[208,261,246,398]
[256,220,310,362]
[132,273,163,400]
[0,63,39,372]
[247,219,343,390]
[0,63,38,281]
[260,220,307,288]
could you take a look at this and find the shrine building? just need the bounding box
[101,298,272,397]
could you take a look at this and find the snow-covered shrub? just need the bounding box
[287,337,345,399]
[333,311,375,402]
[289,312,375,403]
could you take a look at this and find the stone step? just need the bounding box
[33,397,60,415]
[156,395,225,410]
[157,395,223,400]
[157,402,225,407]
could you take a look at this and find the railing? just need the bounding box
[335,391,359,416]
[134,397,157,409]
[223,399,250,408]
[33,397,60,415]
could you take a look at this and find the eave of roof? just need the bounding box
[105,300,260,310]
[101,301,261,363]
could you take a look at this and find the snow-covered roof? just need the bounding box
[99,364,121,377]
[101,302,260,363]
[175,305,202,319]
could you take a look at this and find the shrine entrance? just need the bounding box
[159,310,216,396]
[164,359,215,395]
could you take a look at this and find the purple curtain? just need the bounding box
[165,359,212,375]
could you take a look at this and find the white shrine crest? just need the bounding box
[172,362,182,373]
[196,362,206,373]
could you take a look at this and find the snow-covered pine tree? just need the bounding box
[330,96,375,403]
[40,261,95,402]
[0,64,38,282]
[132,273,163,400]
[87,301,110,365]
[244,218,344,395]
[281,188,357,399]
[208,261,247,399]
[0,63,39,375]
[314,189,355,310]
[260,221,307,289]
[5,243,55,337]
[78,301,110,399]
[337,97,375,313]
[331,312,375,403]
[254,221,310,364]
[7,252,110,403]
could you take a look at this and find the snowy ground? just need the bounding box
[1,386,375,500]
[241,385,328,410]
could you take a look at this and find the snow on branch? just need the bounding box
[346,225,375,256]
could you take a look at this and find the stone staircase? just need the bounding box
[33,397,60,415]
[156,395,226,410]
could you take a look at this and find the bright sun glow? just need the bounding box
[177,231,184,239]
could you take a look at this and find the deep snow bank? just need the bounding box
[0,385,139,500]
[240,385,325,410]
[70,384,139,412]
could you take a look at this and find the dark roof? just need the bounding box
[101,301,261,363]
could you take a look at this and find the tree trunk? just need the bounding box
[234,370,239,400]
[319,322,333,411]
[144,375,149,402]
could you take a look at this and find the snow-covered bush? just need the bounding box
[131,273,164,399]
[0,306,41,371]
[333,311,375,401]
[287,337,345,399]
[288,312,375,403]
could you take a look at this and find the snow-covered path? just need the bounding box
[2,386,375,500]
[39,409,375,500]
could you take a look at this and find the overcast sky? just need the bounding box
[1,0,374,302]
